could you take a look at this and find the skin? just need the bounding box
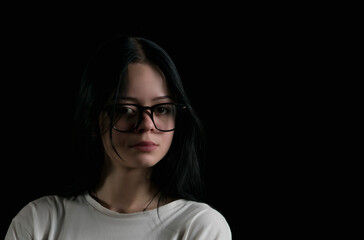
[95,63,175,213]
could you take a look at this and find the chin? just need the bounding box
[131,154,163,168]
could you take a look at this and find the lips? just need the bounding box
[131,141,158,152]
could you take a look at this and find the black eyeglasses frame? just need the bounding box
[104,102,186,132]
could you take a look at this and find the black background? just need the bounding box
[1,5,321,239]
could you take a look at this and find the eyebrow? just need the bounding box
[118,95,172,102]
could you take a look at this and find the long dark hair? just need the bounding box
[62,35,206,202]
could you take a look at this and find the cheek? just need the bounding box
[109,131,129,149]
[162,132,174,152]
[101,130,129,157]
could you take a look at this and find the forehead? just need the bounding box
[124,63,169,100]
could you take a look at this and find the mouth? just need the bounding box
[131,141,158,152]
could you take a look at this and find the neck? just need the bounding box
[94,164,159,213]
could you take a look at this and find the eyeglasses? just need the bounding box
[104,103,186,132]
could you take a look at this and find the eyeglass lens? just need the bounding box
[111,103,178,131]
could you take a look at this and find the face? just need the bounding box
[100,63,174,169]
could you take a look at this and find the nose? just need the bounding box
[135,110,155,133]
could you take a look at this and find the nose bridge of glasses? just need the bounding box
[139,106,152,116]
[133,106,156,132]
[137,106,154,123]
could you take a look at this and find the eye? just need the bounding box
[155,105,173,115]
[116,105,137,115]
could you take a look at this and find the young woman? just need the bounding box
[5,35,232,239]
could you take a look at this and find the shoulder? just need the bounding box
[171,200,232,239]
[12,195,61,221]
[16,195,70,218]
[6,195,80,239]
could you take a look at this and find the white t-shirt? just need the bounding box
[5,193,232,240]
